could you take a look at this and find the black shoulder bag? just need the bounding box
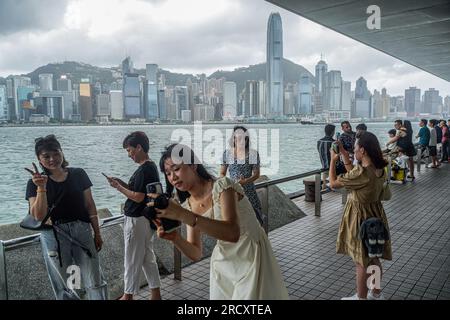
[20,189,66,231]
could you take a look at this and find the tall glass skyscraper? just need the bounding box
[145,64,159,120]
[266,12,284,117]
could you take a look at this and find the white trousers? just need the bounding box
[123,216,161,294]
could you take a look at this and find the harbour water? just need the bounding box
[0,122,416,225]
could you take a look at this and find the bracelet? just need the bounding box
[192,214,198,227]
[37,189,47,193]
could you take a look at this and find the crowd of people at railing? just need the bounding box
[22,118,449,300]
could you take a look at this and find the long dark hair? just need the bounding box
[34,135,68,175]
[356,132,388,169]
[159,143,214,203]
[230,126,250,153]
[403,120,413,141]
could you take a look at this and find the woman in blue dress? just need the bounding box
[220,126,264,225]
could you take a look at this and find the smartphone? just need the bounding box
[335,132,341,140]
[331,142,340,154]
[146,182,181,233]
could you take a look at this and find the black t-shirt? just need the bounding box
[123,161,160,217]
[25,167,93,223]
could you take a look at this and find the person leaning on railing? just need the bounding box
[328,132,392,300]
[25,135,107,300]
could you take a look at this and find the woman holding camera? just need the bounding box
[25,135,107,300]
[107,131,161,300]
[329,132,392,300]
[148,143,289,300]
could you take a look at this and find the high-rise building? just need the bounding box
[110,90,124,120]
[123,73,141,118]
[380,88,390,118]
[11,76,31,120]
[0,85,8,121]
[258,80,267,116]
[96,93,110,116]
[315,59,328,94]
[244,81,258,116]
[423,88,442,114]
[324,71,342,111]
[145,64,158,120]
[39,74,53,91]
[284,86,296,115]
[122,56,133,75]
[266,12,284,117]
[404,87,421,117]
[354,77,371,118]
[56,75,72,92]
[175,86,189,120]
[79,80,93,122]
[341,81,351,112]
[299,74,313,114]
[223,81,237,119]
[157,89,167,120]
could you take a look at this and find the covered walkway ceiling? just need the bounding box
[266,0,450,82]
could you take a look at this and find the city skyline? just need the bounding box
[0,0,448,98]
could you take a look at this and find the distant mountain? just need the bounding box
[210,58,314,95]
[4,58,314,92]
[25,61,116,86]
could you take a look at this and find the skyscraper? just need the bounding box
[245,80,259,116]
[324,70,342,111]
[39,74,53,91]
[266,12,284,117]
[315,58,328,94]
[123,73,141,118]
[56,75,72,92]
[110,90,124,120]
[423,88,442,114]
[223,81,237,119]
[0,85,8,121]
[122,56,133,74]
[299,74,313,114]
[404,87,421,117]
[145,64,158,120]
[355,77,371,118]
[79,80,93,122]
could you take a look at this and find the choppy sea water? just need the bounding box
[0,122,415,225]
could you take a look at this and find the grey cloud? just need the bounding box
[0,0,69,35]
[0,0,448,96]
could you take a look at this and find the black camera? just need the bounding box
[144,182,180,233]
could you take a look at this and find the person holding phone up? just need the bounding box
[25,135,107,300]
[106,131,162,300]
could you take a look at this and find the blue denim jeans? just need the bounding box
[40,220,108,300]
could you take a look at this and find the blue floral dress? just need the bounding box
[222,149,263,224]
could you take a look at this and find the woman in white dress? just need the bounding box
[148,143,289,300]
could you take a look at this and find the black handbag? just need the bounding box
[20,189,66,231]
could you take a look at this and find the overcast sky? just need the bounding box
[0,0,448,97]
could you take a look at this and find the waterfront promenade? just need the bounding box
[137,164,450,300]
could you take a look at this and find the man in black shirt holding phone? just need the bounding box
[106,131,162,300]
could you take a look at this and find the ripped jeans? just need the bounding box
[40,220,108,300]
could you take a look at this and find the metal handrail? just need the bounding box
[0,168,328,299]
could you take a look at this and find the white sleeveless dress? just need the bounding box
[183,177,289,300]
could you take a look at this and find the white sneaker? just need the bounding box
[367,290,385,300]
[341,293,366,300]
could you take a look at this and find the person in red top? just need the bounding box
[439,120,449,163]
